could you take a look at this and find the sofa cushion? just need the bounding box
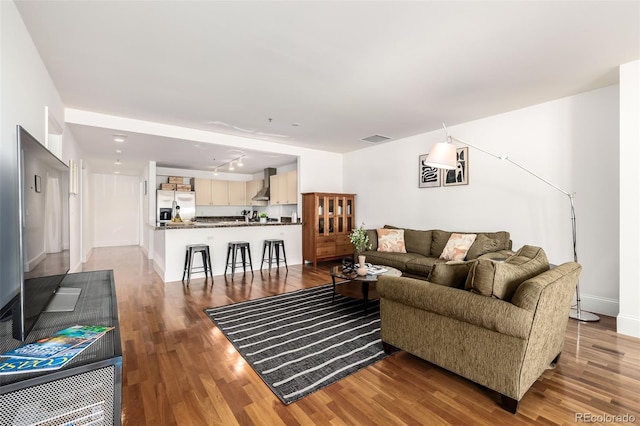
[405,229,432,255]
[440,233,477,261]
[427,260,477,288]
[430,230,452,257]
[465,245,550,300]
[384,225,432,256]
[377,229,407,253]
[360,250,422,272]
[466,234,503,260]
[365,229,378,251]
[405,257,445,277]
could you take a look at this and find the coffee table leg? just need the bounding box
[362,282,369,314]
[332,275,337,302]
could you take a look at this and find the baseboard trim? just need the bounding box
[579,294,619,317]
[617,314,640,338]
[152,260,165,282]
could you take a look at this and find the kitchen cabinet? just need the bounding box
[228,181,247,205]
[192,178,213,206]
[270,170,298,205]
[302,192,356,266]
[192,178,251,206]
[211,180,229,205]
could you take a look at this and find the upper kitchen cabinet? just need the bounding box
[228,181,247,205]
[270,170,298,205]
[192,178,213,206]
[211,180,229,205]
[191,178,249,206]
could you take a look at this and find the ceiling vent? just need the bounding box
[361,134,391,144]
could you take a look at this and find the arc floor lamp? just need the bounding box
[426,124,599,322]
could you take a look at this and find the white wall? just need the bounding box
[344,85,620,316]
[1,1,82,292]
[92,173,141,247]
[618,60,640,338]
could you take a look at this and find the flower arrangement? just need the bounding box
[349,223,371,255]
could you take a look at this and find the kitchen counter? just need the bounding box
[157,221,301,230]
[152,221,302,282]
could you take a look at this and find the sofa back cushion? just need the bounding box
[427,260,477,288]
[465,245,550,300]
[365,229,378,251]
[430,230,453,257]
[384,225,432,255]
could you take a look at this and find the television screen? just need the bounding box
[12,125,70,341]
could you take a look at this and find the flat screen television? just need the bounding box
[9,125,71,341]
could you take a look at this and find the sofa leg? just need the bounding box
[500,395,518,414]
[382,342,399,355]
[551,353,561,366]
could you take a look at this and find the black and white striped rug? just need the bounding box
[204,284,387,404]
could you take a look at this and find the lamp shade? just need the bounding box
[425,142,457,169]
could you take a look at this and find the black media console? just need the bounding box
[0,270,122,425]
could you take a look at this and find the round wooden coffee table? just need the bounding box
[329,265,402,314]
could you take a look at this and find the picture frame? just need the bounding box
[418,154,441,188]
[35,175,42,193]
[443,147,469,186]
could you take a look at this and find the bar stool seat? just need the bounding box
[182,244,213,285]
[224,241,254,277]
[260,239,288,271]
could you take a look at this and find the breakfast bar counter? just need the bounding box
[153,221,302,282]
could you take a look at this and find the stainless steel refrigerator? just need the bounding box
[157,190,196,223]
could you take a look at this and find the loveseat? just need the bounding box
[361,226,515,281]
[376,244,582,413]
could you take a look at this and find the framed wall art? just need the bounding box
[443,147,469,186]
[418,154,441,188]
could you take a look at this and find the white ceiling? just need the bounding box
[15,1,640,175]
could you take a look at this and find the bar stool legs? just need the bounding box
[224,241,254,277]
[182,244,213,286]
[260,239,288,272]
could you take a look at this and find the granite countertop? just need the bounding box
[156,220,301,230]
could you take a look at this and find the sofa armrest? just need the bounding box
[511,262,582,312]
[377,275,533,339]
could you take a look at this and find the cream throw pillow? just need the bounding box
[377,229,407,253]
[440,233,477,261]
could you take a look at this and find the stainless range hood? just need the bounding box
[252,168,277,201]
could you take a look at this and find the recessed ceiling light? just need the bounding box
[114,171,121,174]
[115,159,121,165]
[114,138,125,143]
[115,149,122,154]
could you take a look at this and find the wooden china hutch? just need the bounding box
[302,192,356,266]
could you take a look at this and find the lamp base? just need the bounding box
[569,308,600,322]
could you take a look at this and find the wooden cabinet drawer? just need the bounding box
[317,236,336,245]
[335,235,351,245]
[317,246,337,257]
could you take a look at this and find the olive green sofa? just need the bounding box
[376,245,582,413]
[361,226,515,280]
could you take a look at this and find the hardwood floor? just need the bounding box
[82,246,640,425]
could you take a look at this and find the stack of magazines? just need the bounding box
[0,325,114,375]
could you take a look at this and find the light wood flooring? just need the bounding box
[82,246,640,425]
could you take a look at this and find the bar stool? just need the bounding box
[260,239,288,271]
[224,241,254,277]
[182,244,213,285]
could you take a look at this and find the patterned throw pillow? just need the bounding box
[377,229,407,253]
[440,233,477,261]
